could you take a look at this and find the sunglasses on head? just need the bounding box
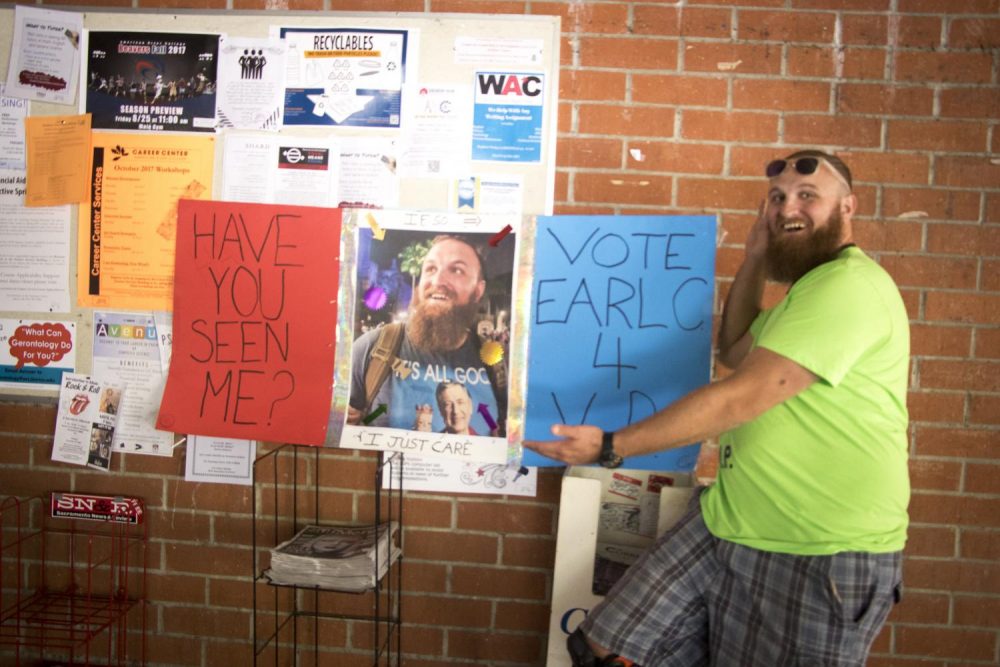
[765,157,821,178]
[766,156,852,191]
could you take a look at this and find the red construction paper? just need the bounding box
[157,199,341,445]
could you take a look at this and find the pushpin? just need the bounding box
[477,403,497,431]
[489,224,513,247]
[362,403,388,424]
[513,466,529,481]
[477,403,498,431]
[363,285,388,310]
[366,212,386,241]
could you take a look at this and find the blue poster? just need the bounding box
[278,28,408,128]
[472,72,543,163]
[523,216,716,471]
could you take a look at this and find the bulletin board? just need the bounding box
[0,5,561,401]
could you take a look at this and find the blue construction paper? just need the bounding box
[523,215,716,470]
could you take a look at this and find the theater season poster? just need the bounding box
[81,30,220,132]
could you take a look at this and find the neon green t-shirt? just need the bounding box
[701,246,910,555]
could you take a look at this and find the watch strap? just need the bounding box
[600,430,623,468]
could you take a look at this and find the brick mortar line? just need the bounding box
[558,36,998,51]
[561,179,1000,196]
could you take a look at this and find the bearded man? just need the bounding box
[527,150,910,667]
[348,235,504,436]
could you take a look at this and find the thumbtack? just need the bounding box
[366,212,386,241]
[488,225,513,247]
[363,285,388,310]
[363,403,388,424]
[477,403,497,431]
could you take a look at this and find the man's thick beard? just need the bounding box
[408,299,481,352]
[766,210,845,284]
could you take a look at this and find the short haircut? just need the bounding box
[427,234,488,282]
[783,149,853,191]
[435,380,470,405]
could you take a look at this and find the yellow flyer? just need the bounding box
[78,133,214,310]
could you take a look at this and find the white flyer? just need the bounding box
[51,372,124,471]
[449,174,523,217]
[0,169,71,313]
[0,84,29,169]
[184,435,256,486]
[221,132,339,207]
[453,36,543,66]
[92,311,173,457]
[338,137,399,208]
[216,35,286,131]
[5,6,83,105]
[398,83,473,177]
[382,454,536,497]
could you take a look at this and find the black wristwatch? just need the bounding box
[599,430,624,469]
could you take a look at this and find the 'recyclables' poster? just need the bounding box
[276,27,412,128]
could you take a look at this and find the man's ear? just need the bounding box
[840,192,858,220]
[474,279,486,302]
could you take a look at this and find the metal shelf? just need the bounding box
[0,495,148,667]
[251,446,403,667]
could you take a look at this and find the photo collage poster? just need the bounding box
[334,209,521,466]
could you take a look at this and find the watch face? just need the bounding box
[599,452,623,469]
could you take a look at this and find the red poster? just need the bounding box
[157,199,341,445]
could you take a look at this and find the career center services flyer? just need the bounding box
[78,133,214,311]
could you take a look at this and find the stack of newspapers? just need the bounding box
[265,522,400,592]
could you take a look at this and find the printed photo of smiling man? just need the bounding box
[347,229,514,438]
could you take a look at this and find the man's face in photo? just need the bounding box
[408,238,486,352]
[438,383,473,434]
[416,238,485,311]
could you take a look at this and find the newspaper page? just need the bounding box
[266,522,400,591]
[567,467,694,595]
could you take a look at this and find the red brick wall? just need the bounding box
[2,0,998,665]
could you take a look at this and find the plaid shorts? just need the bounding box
[580,489,902,667]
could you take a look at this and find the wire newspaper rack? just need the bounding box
[0,494,148,666]
[252,446,403,667]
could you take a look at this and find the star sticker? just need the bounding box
[480,341,504,366]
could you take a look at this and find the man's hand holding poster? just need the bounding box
[522,215,717,471]
[337,210,519,464]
